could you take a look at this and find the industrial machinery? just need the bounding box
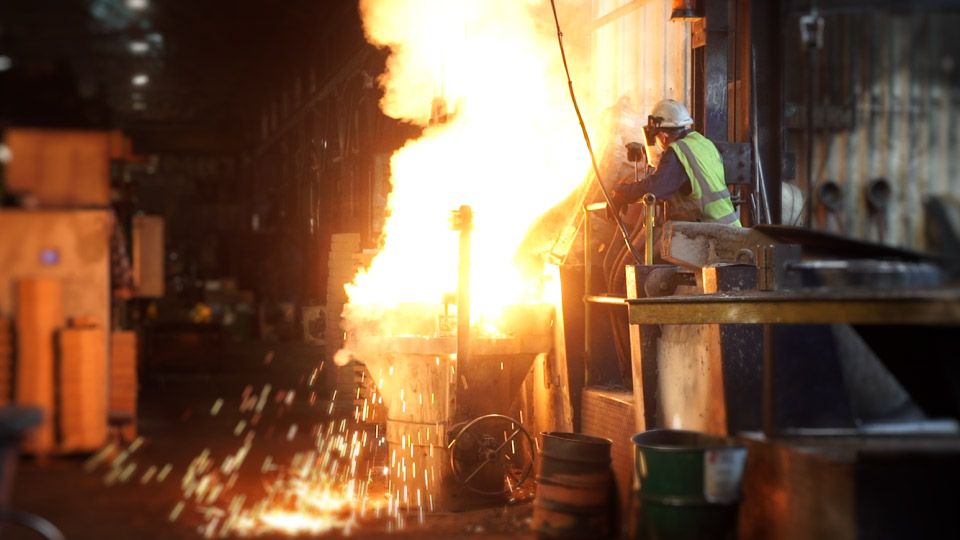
[621,221,959,433]
[448,413,535,496]
[346,206,553,510]
[571,185,960,535]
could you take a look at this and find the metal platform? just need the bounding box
[626,288,960,326]
[624,287,960,437]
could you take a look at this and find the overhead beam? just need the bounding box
[591,0,653,29]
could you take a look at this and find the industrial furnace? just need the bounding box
[348,303,555,511]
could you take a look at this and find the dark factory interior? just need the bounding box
[0,0,959,539]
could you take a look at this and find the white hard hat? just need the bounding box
[648,99,694,129]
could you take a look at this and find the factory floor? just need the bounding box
[8,339,534,539]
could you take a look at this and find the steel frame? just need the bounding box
[626,288,960,437]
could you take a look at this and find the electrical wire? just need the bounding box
[548,0,642,266]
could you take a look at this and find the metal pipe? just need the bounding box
[799,9,824,228]
[641,193,657,265]
[548,0,643,266]
[751,45,772,225]
[583,205,592,385]
[453,205,472,368]
[583,295,628,306]
[805,48,818,229]
[584,202,607,212]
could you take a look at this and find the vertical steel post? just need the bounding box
[641,194,657,265]
[704,0,731,141]
[800,9,824,228]
[751,0,784,224]
[762,323,776,438]
[454,205,473,370]
[583,206,592,385]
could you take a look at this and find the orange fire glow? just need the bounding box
[343,0,605,336]
[142,2,620,537]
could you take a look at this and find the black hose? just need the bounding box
[548,0,642,266]
[603,215,647,387]
[548,0,643,385]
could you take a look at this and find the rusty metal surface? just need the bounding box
[715,141,753,185]
[703,0,730,141]
[626,288,960,325]
[783,11,960,249]
[591,0,691,118]
[533,431,614,539]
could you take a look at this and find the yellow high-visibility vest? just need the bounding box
[669,132,742,227]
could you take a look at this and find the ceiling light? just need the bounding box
[128,40,149,54]
[126,0,148,10]
[0,56,11,72]
[132,73,149,86]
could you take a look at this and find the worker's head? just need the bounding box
[644,99,694,148]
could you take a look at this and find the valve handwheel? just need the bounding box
[448,414,535,496]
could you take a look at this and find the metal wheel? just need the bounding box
[0,511,65,540]
[447,414,535,496]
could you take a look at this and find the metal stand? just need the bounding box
[448,206,534,498]
[452,205,473,373]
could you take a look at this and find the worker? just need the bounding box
[611,99,741,227]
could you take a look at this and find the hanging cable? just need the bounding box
[548,0,642,266]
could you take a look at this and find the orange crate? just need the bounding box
[15,278,62,454]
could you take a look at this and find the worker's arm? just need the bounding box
[612,148,690,205]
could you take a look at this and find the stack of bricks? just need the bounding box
[330,361,382,419]
[110,331,138,441]
[59,325,108,452]
[325,233,361,359]
[0,317,11,404]
[330,361,386,474]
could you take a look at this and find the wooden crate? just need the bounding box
[3,128,125,207]
[0,317,11,405]
[110,331,138,441]
[59,326,108,452]
[0,211,112,359]
[15,278,62,455]
[133,215,165,298]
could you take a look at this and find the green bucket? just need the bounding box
[631,429,747,540]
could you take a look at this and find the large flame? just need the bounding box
[345,0,603,333]
[86,4,633,537]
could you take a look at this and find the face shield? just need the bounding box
[643,115,664,168]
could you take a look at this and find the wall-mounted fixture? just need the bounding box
[670,0,701,21]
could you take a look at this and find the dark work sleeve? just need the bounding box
[614,148,690,203]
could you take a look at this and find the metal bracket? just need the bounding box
[714,141,753,185]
